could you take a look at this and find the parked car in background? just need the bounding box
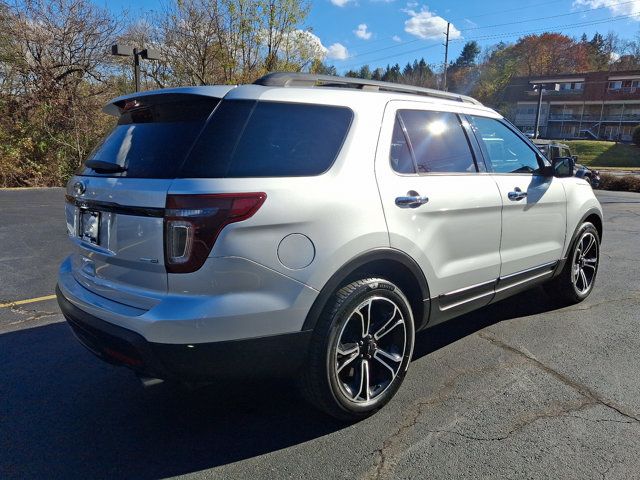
[533,139,601,188]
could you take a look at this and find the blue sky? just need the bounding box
[101,0,640,73]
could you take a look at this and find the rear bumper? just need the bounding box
[58,255,318,344]
[57,285,312,381]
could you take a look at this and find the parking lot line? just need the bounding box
[0,294,57,308]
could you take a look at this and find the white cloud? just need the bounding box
[326,42,350,60]
[296,32,350,61]
[573,0,640,18]
[404,7,461,40]
[392,35,402,42]
[330,0,353,7]
[354,23,372,40]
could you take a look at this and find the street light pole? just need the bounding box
[532,83,546,139]
[111,44,162,93]
[133,48,141,92]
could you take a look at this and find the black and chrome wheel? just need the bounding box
[545,222,600,304]
[571,230,598,296]
[302,278,415,421]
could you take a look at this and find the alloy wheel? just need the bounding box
[334,296,407,404]
[572,231,598,295]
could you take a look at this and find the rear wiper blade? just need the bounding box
[85,159,127,173]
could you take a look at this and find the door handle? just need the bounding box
[395,192,429,209]
[507,187,527,201]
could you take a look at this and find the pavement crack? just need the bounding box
[425,398,596,444]
[366,361,512,480]
[562,293,640,313]
[478,332,640,425]
[5,305,58,325]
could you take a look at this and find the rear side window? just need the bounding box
[391,110,477,174]
[79,94,219,178]
[180,100,353,178]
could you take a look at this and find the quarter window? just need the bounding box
[390,118,415,174]
[181,100,353,178]
[469,116,541,174]
[390,110,477,174]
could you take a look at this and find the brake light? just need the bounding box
[164,193,266,273]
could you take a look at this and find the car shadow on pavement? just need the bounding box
[0,287,557,479]
[412,286,558,361]
[0,322,346,479]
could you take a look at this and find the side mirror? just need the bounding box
[553,156,575,178]
[571,154,579,162]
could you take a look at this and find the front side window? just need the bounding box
[390,110,477,174]
[469,116,541,174]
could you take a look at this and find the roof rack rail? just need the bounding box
[253,72,483,106]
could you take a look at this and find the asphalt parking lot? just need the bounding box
[1,187,639,479]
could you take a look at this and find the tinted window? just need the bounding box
[181,100,353,178]
[470,116,541,174]
[396,110,477,173]
[79,95,219,178]
[390,118,415,174]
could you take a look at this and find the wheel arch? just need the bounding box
[302,248,431,332]
[584,211,603,241]
[554,207,603,278]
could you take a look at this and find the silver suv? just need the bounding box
[57,73,603,420]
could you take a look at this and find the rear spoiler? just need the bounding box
[102,85,237,116]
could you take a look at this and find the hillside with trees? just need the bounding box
[0,0,318,187]
[341,32,640,109]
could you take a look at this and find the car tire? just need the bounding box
[301,278,415,421]
[544,222,600,305]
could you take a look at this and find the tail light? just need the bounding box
[164,193,266,273]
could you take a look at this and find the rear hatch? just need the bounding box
[66,88,232,309]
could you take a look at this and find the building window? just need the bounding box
[608,80,640,93]
[559,82,583,91]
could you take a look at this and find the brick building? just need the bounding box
[505,70,640,141]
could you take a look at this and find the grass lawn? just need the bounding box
[564,140,640,169]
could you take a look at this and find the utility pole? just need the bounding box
[443,22,450,91]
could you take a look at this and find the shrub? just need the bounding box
[598,173,640,193]
[633,125,640,146]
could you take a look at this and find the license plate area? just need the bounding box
[79,209,101,245]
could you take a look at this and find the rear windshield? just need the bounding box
[179,100,353,178]
[78,94,220,178]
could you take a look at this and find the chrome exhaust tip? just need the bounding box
[138,375,164,388]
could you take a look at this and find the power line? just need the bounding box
[454,11,640,43]
[459,0,640,31]
[343,0,638,65]
[336,2,640,72]
[447,0,564,23]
